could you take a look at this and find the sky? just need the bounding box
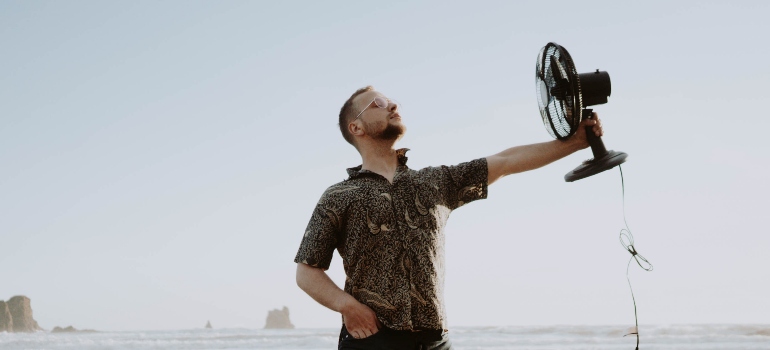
[1,0,768,331]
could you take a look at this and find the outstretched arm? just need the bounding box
[295,263,382,338]
[486,114,603,185]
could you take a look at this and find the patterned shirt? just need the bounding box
[294,149,488,331]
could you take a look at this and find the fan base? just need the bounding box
[564,150,627,182]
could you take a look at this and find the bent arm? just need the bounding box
[295,263,381,337]
[296,262,355,313]
[486,116,602,185]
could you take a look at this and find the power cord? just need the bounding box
[618,165,653,350]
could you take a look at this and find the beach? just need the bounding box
[2,324,769,350]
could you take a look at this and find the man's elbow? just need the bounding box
[485,155,509,185]
[296,263,307,290]
[295,262,319,291]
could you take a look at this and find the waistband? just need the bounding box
[343,325,447,342]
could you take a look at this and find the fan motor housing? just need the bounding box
[578,70,611,107]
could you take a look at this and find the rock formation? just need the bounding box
[0,296,41,332]
[52,325,96,333]
[264,306,294,329]
[0,301,13,332]
[205,320,212,329]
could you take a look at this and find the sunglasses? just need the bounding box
[353,96,399,121]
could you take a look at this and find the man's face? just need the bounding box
[352,90,405,142]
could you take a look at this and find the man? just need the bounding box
[295,86,603,350]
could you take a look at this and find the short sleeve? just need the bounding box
[439,157,489,210]
[293,195,342,270]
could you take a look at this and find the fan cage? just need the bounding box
[535,43,583,140]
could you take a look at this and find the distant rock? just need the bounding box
[3,296,42,332]
[52,326,97,333]
[205,320,212,329]
[0,301,13,332]
[264,306,294,329]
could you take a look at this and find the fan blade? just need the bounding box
[548,55,571,101]
[549,55,567,81]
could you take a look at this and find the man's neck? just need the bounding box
[359,141,400,183]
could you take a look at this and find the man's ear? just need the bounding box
[349,121,364,137]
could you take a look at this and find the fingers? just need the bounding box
[354,328,372,338]
[349,327,378,339]
[362,328,375,338]
[349,319,380,339]
[583,112,603,137]
[593,112,603,136]
[343,317,380,339]
[341,300,381,339]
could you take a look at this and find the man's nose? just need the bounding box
[388,102,398,112]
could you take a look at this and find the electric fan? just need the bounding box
[535,42,627,182]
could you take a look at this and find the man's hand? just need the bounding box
[340,298,382,339]
[567,112,604,150]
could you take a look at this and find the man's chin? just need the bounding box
[379,124,406,141]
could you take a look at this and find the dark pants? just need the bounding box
[338,325,453,350]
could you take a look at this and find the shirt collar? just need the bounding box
[346,148,410,179]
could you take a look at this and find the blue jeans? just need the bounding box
[338,325,453,350]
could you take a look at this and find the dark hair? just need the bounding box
[338,86,374,146]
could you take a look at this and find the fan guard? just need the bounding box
[535,42,627,182]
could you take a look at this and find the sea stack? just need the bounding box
[51,326,96,333]
[264,306,294,329]
[2,296,42,332]
[0,301,13,332]
[205,320,212,329]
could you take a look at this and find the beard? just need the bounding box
[365,120,406,142]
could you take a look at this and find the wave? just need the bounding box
[0,325,768,350]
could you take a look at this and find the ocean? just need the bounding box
[1,324,769,349]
